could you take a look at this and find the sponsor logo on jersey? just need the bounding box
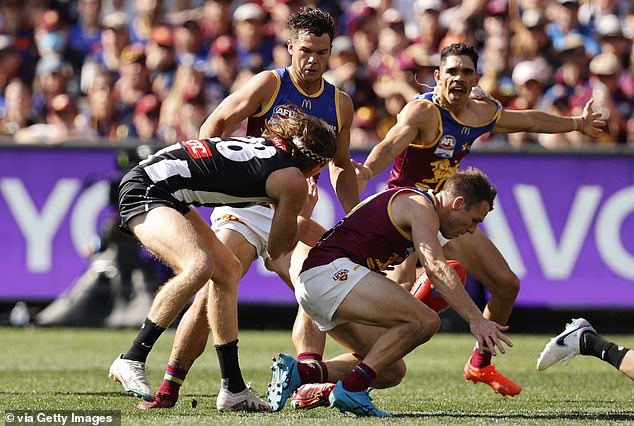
[218,214,243,224]
[301,99,312,110]
[333,268,349,282]
[182,139,212,159]
[434,135,457,158]
[270,137,288,151]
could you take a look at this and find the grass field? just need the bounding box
[1,327,633,425]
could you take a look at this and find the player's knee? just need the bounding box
[492,273,520,303]
[410,310,441,345]
[373,360,407,389]
[181,252,215,286]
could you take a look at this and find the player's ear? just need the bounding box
[287,40,293,55]
[433,68,440,84]
[452,196,465,210]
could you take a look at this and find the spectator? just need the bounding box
[0,35,24,94]
[129,0,163,46]
[507,58,552,146]
[537,84,579,148]
[0,78,35,136]
[344,1,379,66]
[131,93,161,142]
[174,18,208,65]
[84,11,130,82]
[594,14,631,63]
[145,25,176,100]
[113,43,150,122]
[546,0,601,57]
[350,105,380,150]
[34,9,69,60]
[14,93,95,143]
[511,9,555,64]
[82,68,127,140]
[479,34,515,106]
[32,56,72,123]
[588,52,631,144]
[232,3,274,71]
[199,0,233,41]
[205,35,239,112]
[324,35,375,109]
[68,0,102,70]
[412,0,445,52]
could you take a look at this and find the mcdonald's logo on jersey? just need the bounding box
[461,127,471,135]
[301,99,312,110]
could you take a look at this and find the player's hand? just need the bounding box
[352,159,371,193]
[469,318,512,356]
[299,176,318,219]
[578,99,606,138]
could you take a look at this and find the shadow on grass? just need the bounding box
[392,412,634,421]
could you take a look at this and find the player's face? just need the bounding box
[288,31,331,84]
[440,198,490,239]
[434,55,478,106]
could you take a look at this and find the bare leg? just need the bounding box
[443,228,519,325]
[619,350,634,380]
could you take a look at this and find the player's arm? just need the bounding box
[265,167,309,260]
[198,71,279,138]
[392,193,512,354]
[356,100,433,193]
[329,91,359,213]
[493,99,604,137]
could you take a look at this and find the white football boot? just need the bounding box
[109,354,154,401]
[217,383,272,412]
[537,318,596,371]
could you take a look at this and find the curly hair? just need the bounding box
[288,8,336,42]
[443,167,497,211]
[262,104,337,172]
[440,43,479,69]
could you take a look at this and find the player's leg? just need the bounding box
[270,262,439,415]
[537,318,633,380]
[326,271,439,417]
[443,228,521,396]
[140,228,258,409]
[110,207,240,400]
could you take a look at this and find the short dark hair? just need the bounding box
[288,8,336,42]
[440,43,479,69]
[443,167,496,211]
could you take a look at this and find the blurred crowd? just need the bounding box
[0,0,632,149]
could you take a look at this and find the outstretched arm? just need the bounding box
[393,193,512,355]
[198,71,278,138]
[494,99,605,137]
[356,100,434,193]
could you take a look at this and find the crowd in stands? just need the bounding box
[0,0,632,149]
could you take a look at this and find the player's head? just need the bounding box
[440,43,479,69]
[439,167,497,238]
[287,8,335,83]
[435,43,480,106]
[263,104,337,175]
[288,8,336,42]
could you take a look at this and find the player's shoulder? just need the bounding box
[398,97,437,124]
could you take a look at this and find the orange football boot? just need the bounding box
[463,357,521,396]
[291,383,336,409]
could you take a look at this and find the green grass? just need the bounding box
[1,327,633,425]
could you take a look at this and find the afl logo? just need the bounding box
[434,135,457,159]
[273,105,298,119]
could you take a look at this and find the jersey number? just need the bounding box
[214,137,277,162]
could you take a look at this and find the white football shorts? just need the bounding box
[211,205,273,259]
[295,257,372,331]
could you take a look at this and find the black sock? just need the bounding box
[123,318,165,363]
[215,340,246,394]
[580,331,630,369]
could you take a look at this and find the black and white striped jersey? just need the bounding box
[138,136,297,208]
